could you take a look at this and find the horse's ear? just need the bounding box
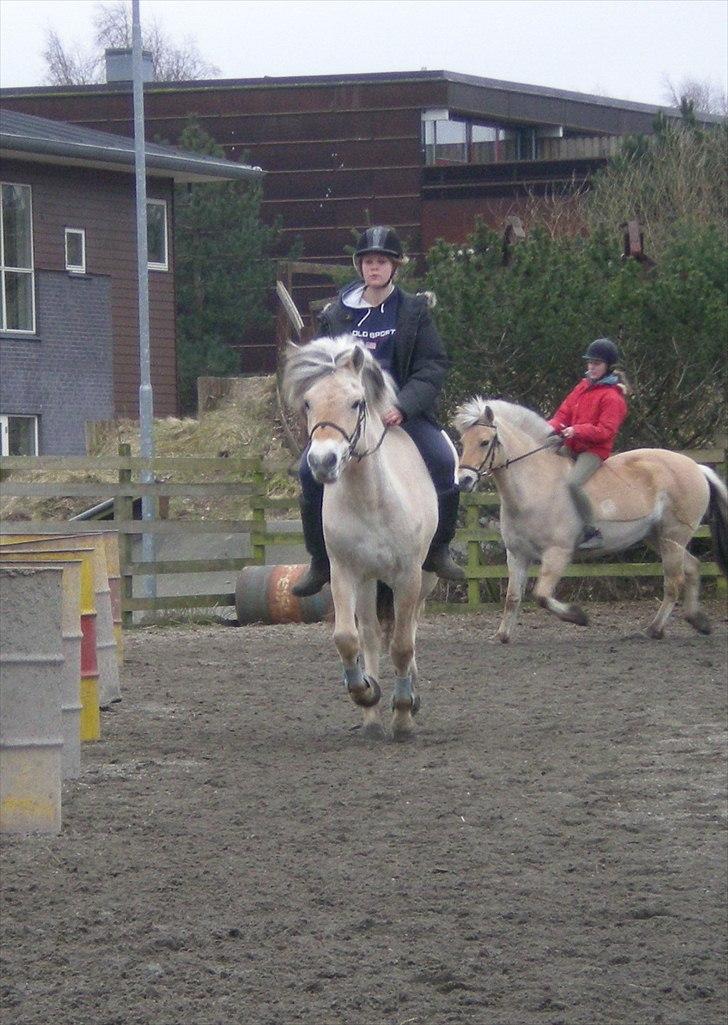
[484,405,495,425]
[340,346,365,375]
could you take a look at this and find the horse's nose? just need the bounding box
[320,451,337,471]
[458,471,477,493]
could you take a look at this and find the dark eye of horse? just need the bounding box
[480,439,489,448]
[303,400,310,412]
[352,399,362,410]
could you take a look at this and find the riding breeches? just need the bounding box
[567,451,603,527]
[299,416,458,502]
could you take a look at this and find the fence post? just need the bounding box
[466,502,481,609]
[114,443,134,628]
[251,458,267,566]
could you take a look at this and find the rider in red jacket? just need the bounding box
[547,338,628,548]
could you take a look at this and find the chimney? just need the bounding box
[104,47,153,84]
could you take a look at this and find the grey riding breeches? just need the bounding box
[567,452,603,527]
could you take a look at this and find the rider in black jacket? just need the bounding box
[292,226,464,597]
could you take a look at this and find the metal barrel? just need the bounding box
[235,565,333,625]
[0,552,83,778]
[0,537,102,740]
[1,534,121,709]
[0,566,64,835]
[101,532,123,665]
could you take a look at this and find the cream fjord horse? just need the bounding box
[283,336,438,739]
[454,397,728,642]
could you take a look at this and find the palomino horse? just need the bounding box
[283,336,438,738]
[454,397,728,642]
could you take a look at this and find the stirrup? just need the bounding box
[291,561,330,597]
[422,545,465,581]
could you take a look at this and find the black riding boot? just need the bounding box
[291,494,330,597]
[423,487,465,581]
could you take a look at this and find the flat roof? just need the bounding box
[0,108,263,182]
[0,68,713,121]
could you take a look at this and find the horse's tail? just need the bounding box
[700,465,728,578]
[379,586,395,639]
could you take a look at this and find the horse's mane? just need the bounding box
[282,334,398,415]
[454,396,553,444]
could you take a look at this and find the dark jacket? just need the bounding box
[318,285,448,424]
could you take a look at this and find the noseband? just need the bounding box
[459,423,502,480]
[308,400,388,463]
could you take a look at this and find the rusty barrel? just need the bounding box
[235,565,333,625]
[0,565,64,834]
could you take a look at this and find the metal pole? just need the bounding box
[131,0,156,603]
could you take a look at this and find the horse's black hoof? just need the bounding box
[361,721,386,741]
[565,605,588,626]
[686,613,711,635]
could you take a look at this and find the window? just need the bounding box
[65,228,86,273]
[147,199,168,271]
[0,414,38,456]
[1,183,35,333]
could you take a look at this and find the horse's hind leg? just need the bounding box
[647,537,688,638]
[331,572,382,725]
[682,549,711,634]
[389,575,421,740]
[533,546,589,626]
[496,549,529,643]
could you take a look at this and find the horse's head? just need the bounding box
[283,336,395,485]
[453,399,502,492]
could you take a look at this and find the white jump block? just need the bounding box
[0,566,65,834]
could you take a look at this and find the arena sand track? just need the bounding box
[1,600,726,1025]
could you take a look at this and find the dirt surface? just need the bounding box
[2,600,727,1025]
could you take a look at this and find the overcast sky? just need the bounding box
[0,0,726,106]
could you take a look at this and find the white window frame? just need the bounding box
[65,227,86,273]
[1,181,36,334]
[0,414,39,456]
[146,198,169,272]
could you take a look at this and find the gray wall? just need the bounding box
[0,271,114,455]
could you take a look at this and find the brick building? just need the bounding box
[0,108,261,454]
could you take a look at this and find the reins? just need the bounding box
[460,421,557,481]
[308,400,389,463]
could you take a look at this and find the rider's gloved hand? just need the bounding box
[544,431,564,448]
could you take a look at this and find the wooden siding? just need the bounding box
[1,158,177,418]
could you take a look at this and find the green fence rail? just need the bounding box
[1,445,724,620]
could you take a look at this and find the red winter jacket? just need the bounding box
[548,377,628,460]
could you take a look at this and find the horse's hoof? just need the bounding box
[564,605,588,626]
[496,632,510,644]
[646,625,664,639]
[411,693,421,716]
[361,720,386,741]
[391,722,416,743]
[686,613,711,635]
[349,676,382,707]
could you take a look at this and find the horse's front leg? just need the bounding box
[330,567,382,727]
[496,548,530,643]
[533,546,588,626]
[389,573,422,740]
[354,579,385,737]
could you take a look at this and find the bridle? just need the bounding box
[460,420,558,482]
[308,399,389,463]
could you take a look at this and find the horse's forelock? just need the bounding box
[454,396,552,442]
[282,334,397,415]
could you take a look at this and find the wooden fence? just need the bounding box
[0,446,724,621]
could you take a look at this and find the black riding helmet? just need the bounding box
[352,225,407,278]
[583,337,620,367]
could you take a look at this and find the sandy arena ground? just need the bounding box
[1,599,727,1025]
